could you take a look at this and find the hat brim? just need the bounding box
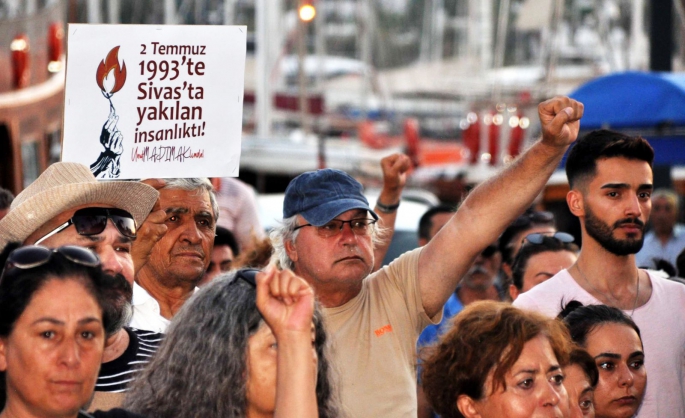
[300,198,379,226]
[0,181,158,250]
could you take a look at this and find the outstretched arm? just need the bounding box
[256,268,318,418]
[418,96,584,317]
[373,153,412,271]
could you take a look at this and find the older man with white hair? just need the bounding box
[270,96,584,417]
[130,178,219,333]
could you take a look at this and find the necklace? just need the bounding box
[575,264,640,316]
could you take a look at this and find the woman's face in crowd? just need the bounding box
[245,321,318,417]
[564,363,595,418]
[464,334,569,418]
[584,323,646,418]
[0,278,105,417]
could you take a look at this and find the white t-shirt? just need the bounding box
[129,282,170,333]
[514,269,685,418]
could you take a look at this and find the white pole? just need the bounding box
[256,0,271,136]
[87,0,101,23]
[25,0,36,14]
[108,0,120,23]
[164,0,176,24]
[224,0,235,24]
[433,0,445,61]
[629,0,648,69]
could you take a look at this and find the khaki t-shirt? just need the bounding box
[324,247,440,418]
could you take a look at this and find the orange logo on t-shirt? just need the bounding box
[374,324,393,337]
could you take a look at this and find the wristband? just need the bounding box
[375,200,400,213]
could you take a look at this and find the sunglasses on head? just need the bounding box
[2,245,100,281]
[232,268,259,288]
[523,232,575,245]
[35,207,137,245]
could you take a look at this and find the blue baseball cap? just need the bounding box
[283,169,379,226]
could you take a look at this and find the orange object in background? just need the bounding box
[48,22,63,63]
[11,34,30,89]
[463,115,480,165]
[404,118,420,167]
[508,112,525,159]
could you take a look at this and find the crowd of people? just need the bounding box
[0,93,684,418]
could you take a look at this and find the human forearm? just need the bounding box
[372,190,401,271]
[275,331,319,418]
[372,153,411,270]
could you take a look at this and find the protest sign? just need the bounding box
[62,24,246,179]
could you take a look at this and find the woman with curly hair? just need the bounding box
[124,268,338,418]
[421,301,572,418]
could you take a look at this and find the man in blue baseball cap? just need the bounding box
[271,96,584,418]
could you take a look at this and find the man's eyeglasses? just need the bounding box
[35,207,137,245]
[294,218,378,238]
[2,245,100,281]
[523,232,575,245]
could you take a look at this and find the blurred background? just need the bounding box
[0,0,684,237]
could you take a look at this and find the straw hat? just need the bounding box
[0,162,159,250]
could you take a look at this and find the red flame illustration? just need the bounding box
[95,46,127,95]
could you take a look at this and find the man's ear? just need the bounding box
[457,394,482,418]
[509,284,519,301]
[567,189,585,217]
[0,338,8,372]
[285,239,298,263]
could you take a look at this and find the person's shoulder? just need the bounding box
[128,327,164,345]
[524,269,574,295]
[364,247,423,289]
[512,270,575,315]
[647,270,685,293]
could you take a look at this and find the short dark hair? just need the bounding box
[512,236,579,290]
[418,204,456,241]
[565,129,654,189]
[558,301,641,348]
[421,301,571,418]
[215,225,240,256]
[0,188,13,210]
[569,347,599,387]
[499,209,556,265]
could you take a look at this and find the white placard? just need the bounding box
[62,24,246,179]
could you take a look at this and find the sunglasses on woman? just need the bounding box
[1,245,101,281]
[35,207,137,245]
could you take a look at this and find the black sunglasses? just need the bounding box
[35,207,137,245]
[233,268,259,288]
[2,245,100,281]
[524,232,575,245]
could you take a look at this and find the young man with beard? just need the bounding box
[514,129,685,417]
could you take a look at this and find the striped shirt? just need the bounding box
[95,327,163,392]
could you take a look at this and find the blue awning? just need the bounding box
[570,71,685,129]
